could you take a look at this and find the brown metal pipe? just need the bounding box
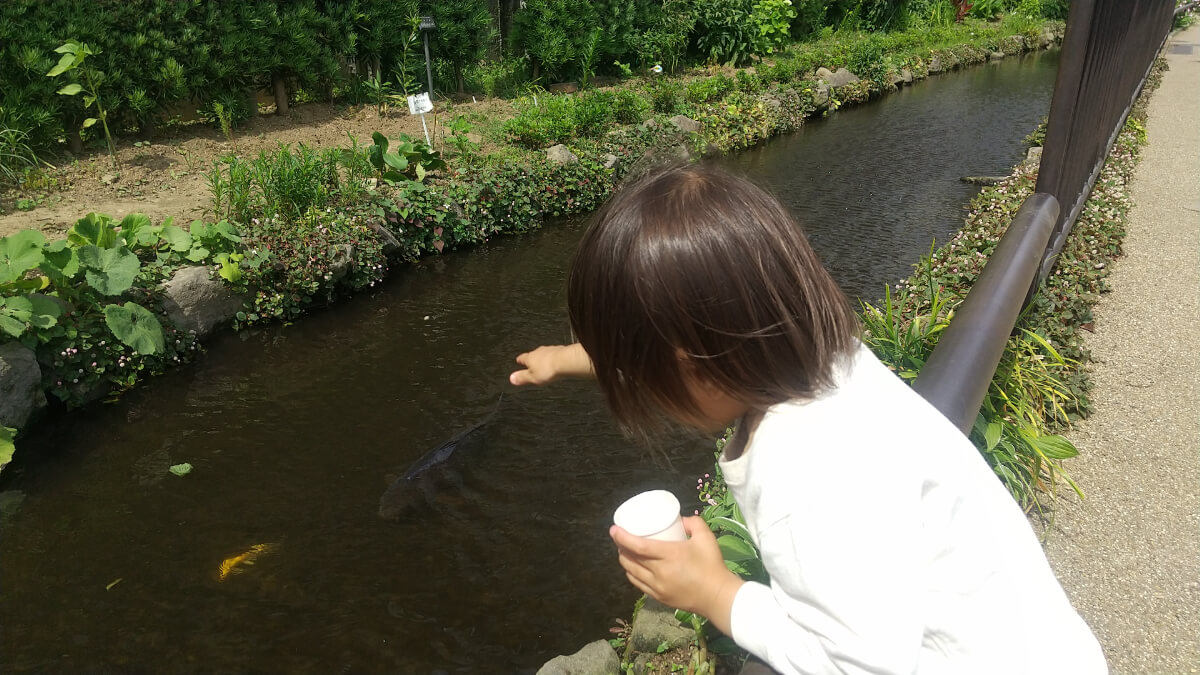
[913,194,1060,434]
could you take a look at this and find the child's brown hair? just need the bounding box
[568,163,859,436]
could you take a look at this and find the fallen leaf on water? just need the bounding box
[169,462,193,477]
[106,578,122,591]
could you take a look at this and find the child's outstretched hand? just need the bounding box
[509,343,594,386]
[610,516,744,636]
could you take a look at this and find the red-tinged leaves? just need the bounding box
[433,239,444,253]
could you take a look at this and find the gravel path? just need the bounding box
[1041,23,1200,675]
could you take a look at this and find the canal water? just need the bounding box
[0,50,1059,674]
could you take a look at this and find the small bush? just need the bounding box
[685,74,736,103]
[646,79,686,114]
[503,89,651,148]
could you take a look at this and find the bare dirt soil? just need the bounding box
[0,97,515,240]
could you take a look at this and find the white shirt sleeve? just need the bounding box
[728,464,926,675]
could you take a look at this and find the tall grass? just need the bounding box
[0,125,41,189]
[860,277,1082,515]
[206,143,373,224]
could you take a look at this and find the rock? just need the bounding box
[0,343,46,429]
[160,265,247,337]
[761,94,782,111]
[631,653,652,675]
[369,221,402,256]
[668,115,701,134]
[900,67,913,84]
[701,142,721,158]
[535,640,619,675]
[823,67,860,88]
[548,81,579,94]
[546,144,579,165]
[602,153,620,170]
[100,173,118,185]
[815,66,835,81]
[1025,146,1044,167]
[328,244,354,282]
[928,56,943,74]
[990,51,1006,61]
[639,119,659,131]
[812,82,831,109]
[960,176,1007,185]
[1038,27,1056,49]
[628,598,693,654]
[887,71,904,87]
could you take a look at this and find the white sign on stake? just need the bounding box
[407,92,433,115]
[407,92,434,145]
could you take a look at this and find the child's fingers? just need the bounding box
[609,525,668,558]
[625,571,656,599]
[682,516,714,541]
[616,549,653,581]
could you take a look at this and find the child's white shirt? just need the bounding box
[718,343,1107,675]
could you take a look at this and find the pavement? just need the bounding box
[1040,21,1200,675]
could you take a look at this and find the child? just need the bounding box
[510,164,1107,674]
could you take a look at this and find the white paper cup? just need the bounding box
[613,490,687,542]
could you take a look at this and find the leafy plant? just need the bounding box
[444,116,480,159]
[46,40,116,162]
[693,0,759,66]
[362,131,446,184]
[633,0,697,74]
[578,29,603,89]
[751,0,799,55]
[0,125,43,189]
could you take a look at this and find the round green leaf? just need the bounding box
[40,241,80,284]
[0,230,47,283]
[79,245,139,296]
[82,118,99,129]
[0,314,25,338]
[57,83,83,96]
[103,302,164,355]
[69,213,119,248]
[159,224,193,253]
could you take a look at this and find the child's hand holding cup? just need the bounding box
[612,490,687,542]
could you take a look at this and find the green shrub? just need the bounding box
[632,0,696,73]
[431,0,497,93]
[503,95,579,148]
[751,0,799,55]
[790,0,830,38]
[845,38,890,88]
[467,57,530,98]
[692,0,759,66]
[685,74,736,103]
[503,89,650,148]
[647,79,686,114]
[511,0,599,82]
